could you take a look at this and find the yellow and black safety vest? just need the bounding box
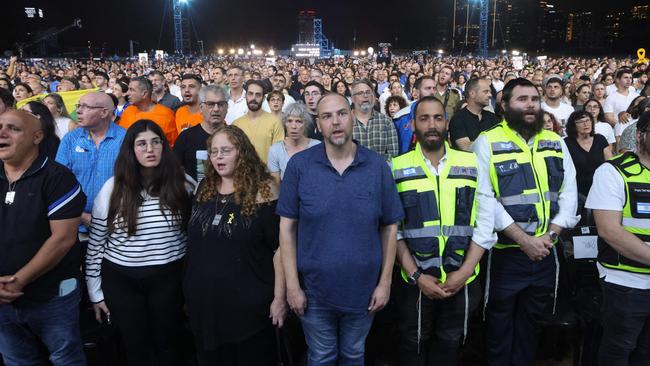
[599,152,650,274]
[392,142,479,283]
[483,121,564,249]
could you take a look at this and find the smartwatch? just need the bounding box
[548,230,559,242]
[407,270,421,286]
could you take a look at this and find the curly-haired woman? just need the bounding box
[184,125,286,366]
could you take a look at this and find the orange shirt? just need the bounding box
[119,104,178,146]
[175,105,203,134]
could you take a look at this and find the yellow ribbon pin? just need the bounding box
[638,48,649,64]
[227,213,234,224]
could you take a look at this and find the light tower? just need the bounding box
[173,0,191,55]
[478,0,489,57]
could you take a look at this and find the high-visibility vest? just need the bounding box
[483,121,564,249]
[392,142,479,283]
[598,152,650,274]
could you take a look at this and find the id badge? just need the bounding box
[5,191,15,205]
[212,214,222,226]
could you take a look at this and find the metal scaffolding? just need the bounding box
[478,0,489,57]
[173,0,190,55]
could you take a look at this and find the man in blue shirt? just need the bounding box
[278,93,404,366]
[56,92,125,232]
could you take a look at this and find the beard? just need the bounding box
[247,100,261,112]
[415,128,447,151]
[504,108,545,139]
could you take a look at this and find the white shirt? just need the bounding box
[54,116,73,139]
[603,89,640,120]
[614,118,637,137]
[594,122,616,144]
[492,80,504,93]
[585,163,650,289]
[541,101,575,126]
[225,90,248,125]
[605,84,636,98]
[472,130,580,232]
[395,149,497,250]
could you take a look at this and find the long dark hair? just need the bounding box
[24,101,60,160]
[108,120,190,236]
[566,110,595,139]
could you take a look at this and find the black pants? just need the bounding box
[101,259,185,366]
[195,325,277,366]
[485,248,556,366]
[399,279,481,366]
[599,281,650,366]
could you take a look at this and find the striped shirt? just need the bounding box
[85,176,195,303]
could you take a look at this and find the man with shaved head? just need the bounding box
[278,93,404,365]
[56,92,125,235]
[0,110,87,365]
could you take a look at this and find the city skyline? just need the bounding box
[1,0,647,57]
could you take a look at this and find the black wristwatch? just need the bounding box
[548,230,559,242]
[407,270,421,286]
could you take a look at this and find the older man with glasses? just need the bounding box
[351,79,399,160]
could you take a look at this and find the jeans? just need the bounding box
[598,281,650,366]
[0,285,86,366]
[299,297,375,366]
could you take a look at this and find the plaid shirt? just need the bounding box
[352,110,399,160]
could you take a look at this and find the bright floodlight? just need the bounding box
[437,49,444,54]
[229,48,235,54]
[268,49,275,56]
[237,48,244,55]
[511,50,520,56]
[353,51,359,56]
[367,47,374,55]
[217,49,224,55]
[250,44,255,49]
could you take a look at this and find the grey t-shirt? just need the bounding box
[267,139,321,179]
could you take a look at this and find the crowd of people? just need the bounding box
[0,51,650,366]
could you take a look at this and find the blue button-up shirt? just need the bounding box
[55,122,125,228]
[277,142,404,312]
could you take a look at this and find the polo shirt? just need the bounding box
[276,143,404,312]
[119,103,178,146]
[55,122,125,218]
[0,155,86,304]
[448,107,500,149]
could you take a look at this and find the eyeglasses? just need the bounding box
[135,138,163,151]
[75,104,107,111]
[209,147,235,157]
[352,90,374,97]
[202,101,228,109]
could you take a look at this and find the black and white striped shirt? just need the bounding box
[85,176,195,303]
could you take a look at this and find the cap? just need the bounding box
[543,74,563,87]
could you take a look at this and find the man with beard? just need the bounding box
[350,79,398,160]
[587,111,650,364]
[262,73,296,113]
[149,71,182,112]
[173,85,229,182]
[278,93,403,366]
[392,96,495,366]
[175,74,203,133]
[472,78,579,366]
[233,80,284,163]
[394,76,438,154]
[433,66,462,121]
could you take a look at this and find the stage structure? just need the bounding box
[292,10,336,58]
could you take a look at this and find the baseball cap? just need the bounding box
[543,74,563,87]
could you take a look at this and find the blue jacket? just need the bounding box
[393,102,415,154]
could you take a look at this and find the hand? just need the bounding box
[0,276,24,305]
[81,213,92,227]
[269,297,288,328]
[286,287,307,317]
[417,274,449,300]
[368,281,391,313]
[440,269,471,296]
[520,234,552,261]
[92,301,111,324]
[9,56,17,63]
[619,112,631,124]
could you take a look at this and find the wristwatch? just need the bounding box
[548,230,559,242]
[407,270,421,286]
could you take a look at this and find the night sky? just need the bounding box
[1,0,641,55]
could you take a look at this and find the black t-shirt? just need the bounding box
[184,191,279,348]
[449,107,500,149]
[0,155,86,305]
[173,123,211,182]
[564,134,609,197]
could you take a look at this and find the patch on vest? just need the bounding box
[402,167,419,177]
[538,140,561,151]
[491,141,520,153]
[449,166,478,178]
[637,202,650,214]
[495,161,519,174]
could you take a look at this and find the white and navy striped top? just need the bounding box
[85,176,196,303]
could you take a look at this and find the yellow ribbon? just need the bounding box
[638,48,649,64]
